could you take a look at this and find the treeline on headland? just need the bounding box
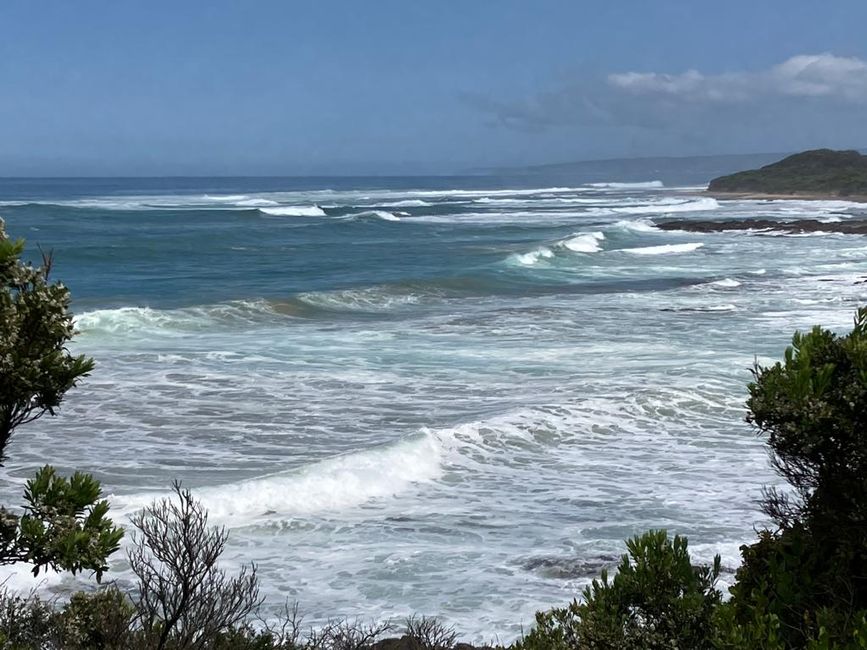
[707,148,867,198]
[3,218,867,649]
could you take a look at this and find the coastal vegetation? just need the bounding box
[707,149,867,197]
[2,220,867,648]
[0,220,121,579]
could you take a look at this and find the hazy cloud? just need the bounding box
[469,53,867,133]
[609,54,867,103]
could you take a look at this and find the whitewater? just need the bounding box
[0,175,865,641]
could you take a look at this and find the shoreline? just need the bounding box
[655,216,867,235]
[706,190,867,203]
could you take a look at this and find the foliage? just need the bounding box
[0,219,94,464]
[0,220,121,580]
[51,587,136,650]
[0,590,54,649]
[747,307,867,531]
[0,466,123,578]
[708,149,867,196]
[129,481,262,650]
[514,530,721,650]
[725,308,867,647]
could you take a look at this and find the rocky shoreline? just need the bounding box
[655,217,867,235]
[707,191,867,202]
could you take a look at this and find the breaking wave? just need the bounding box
[75,300,283,335]
[114,433,444,521]
[613,197,719,215]
[614,219,659,233]
[588,181,664,189]
[620,242,705,255]
[710,278,742,288]
[512,247,555,266]
[559,231,605,253]
[259,205,327,217]
[343,210,402,222]
[296,286,422,311]
[509,231,605,266]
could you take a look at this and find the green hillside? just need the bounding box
[708,148,867,196]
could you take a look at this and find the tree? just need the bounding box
[0,220,93,462]
[0,219,122,578]
[727,308,867,646]
[747,307,867,532]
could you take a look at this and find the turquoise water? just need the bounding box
[0,175,865,639]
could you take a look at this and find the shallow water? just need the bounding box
[0,176,865,640]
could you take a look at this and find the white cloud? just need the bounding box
[608,53,867,103]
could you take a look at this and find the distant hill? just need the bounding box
[708,149,867,197]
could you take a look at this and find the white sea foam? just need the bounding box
[620,242,705,255]
[513,247,555,266]
[559,231,605,253]
[704,303,738,312]
[613,197,719,215]
[379,199,432,207]
[588,180,664,189]
[297,287,420,311]
[236,198,279,207]
[204,194,249,202]
[345,210,401,221]
[614,219,659,233]
[75,300,278,335]
[115,433,443,521]
[407,186,583,198]
[710,278,742,288]
[0,563,65,593]
[260,206,327,217]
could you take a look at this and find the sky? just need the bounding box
[2,1,867,176]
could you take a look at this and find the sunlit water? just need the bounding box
[0,175,865,640]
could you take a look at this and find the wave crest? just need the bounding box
[620,242,705,256]
[114,433,443,521]
[259,205,327,217]
[588,180,664,189]
[75,300,281,335]
[558,231,605,253]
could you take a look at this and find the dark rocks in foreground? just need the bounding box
[655,218,867,235]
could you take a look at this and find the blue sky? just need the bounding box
[2,1,866,175]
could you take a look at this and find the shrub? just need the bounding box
[730,308,867,647]
[0,589,54,649]
[50,587,135,649]
[515,530,721,650]
[747,307,867,533]
[128,481,261,650]
[404,615,458,650]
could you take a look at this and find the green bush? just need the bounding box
[729,308,867,647]
[52,587,135,650]
[0,590,54,649]
[515,530,721,650]
[0,220,121,578]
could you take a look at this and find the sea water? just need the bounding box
[0,174,865,640]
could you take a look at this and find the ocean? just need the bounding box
[0,172,864,640]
